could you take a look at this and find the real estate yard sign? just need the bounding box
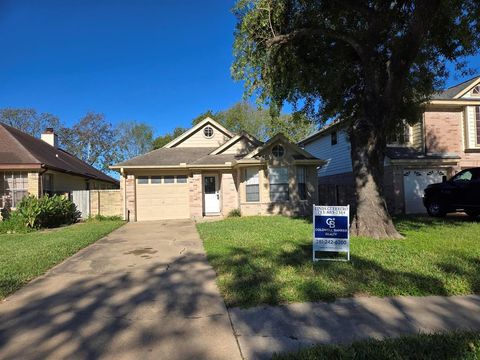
[313,205,350,262]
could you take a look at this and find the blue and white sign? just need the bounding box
[313,205,350,261]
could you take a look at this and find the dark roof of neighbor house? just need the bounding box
[0,123,118,184]
[431,76,479,100]
[385,147,460,160]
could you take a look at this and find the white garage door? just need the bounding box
[136,176,190,221]
[403,169,446,214]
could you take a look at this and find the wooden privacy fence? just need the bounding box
[71,189,122,219]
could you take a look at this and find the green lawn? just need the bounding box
[272,331,480,360]
[197,215,480,307]
[0,219,124,299]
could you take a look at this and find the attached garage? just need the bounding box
[403,169,446,214]
[136,175,190,221]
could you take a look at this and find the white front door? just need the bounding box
[204,175,220,214]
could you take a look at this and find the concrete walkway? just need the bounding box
[0,220,242,360]
[229,294,480,359]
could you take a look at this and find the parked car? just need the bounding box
[423,167,480,217]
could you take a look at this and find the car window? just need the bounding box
[452,170,473,182]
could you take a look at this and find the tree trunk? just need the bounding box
[349,120,402,239]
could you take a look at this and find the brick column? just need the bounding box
[125,174,136,221]
[189,173,203,219]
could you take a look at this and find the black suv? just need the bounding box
[423,167,480,217]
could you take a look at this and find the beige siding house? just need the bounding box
[111,118,324,221]
[299,76,480,214]
[0,123,118,209]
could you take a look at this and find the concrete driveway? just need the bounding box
[0,220,242,360]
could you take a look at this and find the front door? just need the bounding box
[204,175,220,214]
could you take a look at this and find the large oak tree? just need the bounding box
[232,0,480,238]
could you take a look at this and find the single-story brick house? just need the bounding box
[111,117,324,221]
[0,123,118,209]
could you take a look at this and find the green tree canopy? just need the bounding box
[116,121,154,161]
[0,108,62,138]
[232,0,480,238]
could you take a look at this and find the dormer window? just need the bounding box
[472,86,480,95]
[203,126,214,138]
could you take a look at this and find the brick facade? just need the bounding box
[27,172,40,197]
[125,174,136,221]
[90,190,122,217]
[220,171,239,216]
[189,173,203,219]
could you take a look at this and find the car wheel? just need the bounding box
[465,210,480,219]
[426,200,446,217]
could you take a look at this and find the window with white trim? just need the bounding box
[245,168,259,202]
[269,167,289,202]
[472,85,480,95]
[151,176,162,184]
[0,172,28,208]
[296,167,307,200]
[176,175,187,183]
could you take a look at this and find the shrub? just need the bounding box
[17,195,80,229]
[228,209,241,217]
[0,211,32,234]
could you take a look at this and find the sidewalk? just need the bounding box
[229,294,480,360]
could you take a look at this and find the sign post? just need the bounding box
[313,205,350,262]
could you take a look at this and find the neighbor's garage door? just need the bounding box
[403,169,446,214]
[136,175,190,221]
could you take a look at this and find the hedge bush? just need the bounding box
[17,195,80,229]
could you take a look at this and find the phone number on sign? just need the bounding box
[315,239,348,246]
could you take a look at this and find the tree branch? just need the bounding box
[266,27,367,63]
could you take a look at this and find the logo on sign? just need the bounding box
[326,218,335,228]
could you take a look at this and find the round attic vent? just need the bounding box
[272,144,285,158]
[203,126,214,138]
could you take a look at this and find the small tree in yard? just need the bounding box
[232,0,480,238]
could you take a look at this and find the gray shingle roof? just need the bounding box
[431,76,479,99]
[114,147,219,166]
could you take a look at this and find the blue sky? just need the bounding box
[0,0,479,138]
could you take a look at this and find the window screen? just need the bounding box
[245,168,259,202]
[269,167,289,201]
[297,167,307,200]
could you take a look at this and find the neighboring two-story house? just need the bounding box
[299,76,480,214]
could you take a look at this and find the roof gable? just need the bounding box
[245,133,318,160]
[431,76,480,100]
[163,117,234,148]
[209,132,262,155]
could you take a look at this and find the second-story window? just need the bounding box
[388,122,411,146]
[331,131,337,145]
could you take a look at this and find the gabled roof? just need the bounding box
[245,133,320,160]
[113,147,217,167]
[0,123,118,184]
[163,117,234,148]
[431,76,480,99]
[209,131,263,155]
[298,119,344,146]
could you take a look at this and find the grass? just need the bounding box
[197,215,480,307]
[0,219,124,299]
[272,331,480,360]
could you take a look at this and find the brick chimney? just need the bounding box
[41,128,59,148]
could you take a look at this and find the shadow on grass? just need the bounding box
[208,239,479,307]
[394,213,480,234]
